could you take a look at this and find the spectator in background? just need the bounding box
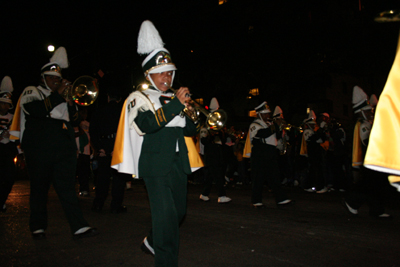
[75,108,91,197]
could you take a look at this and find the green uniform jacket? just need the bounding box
[134,94,199,177]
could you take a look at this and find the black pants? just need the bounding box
[77,154,91,192]
[345,167,389,216]
[251,153,288,204]
[24,137,89,233]
[92,156,125,210]
[0,143,18,208]
[306,149,325,190]
[201,165,226,197]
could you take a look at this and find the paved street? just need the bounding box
[1,178,400,267]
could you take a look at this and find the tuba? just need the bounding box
[165,84,227,131]
[62,76,99,106]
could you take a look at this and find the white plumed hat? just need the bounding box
[137,20,177,77]
[41,46,69,78]
[352,86,372,113]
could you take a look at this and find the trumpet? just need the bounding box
[165,83,227,131]
[61,76,99,106]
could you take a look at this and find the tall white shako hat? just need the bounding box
[273,106,283,119]
[137,20,177,90]
[352,86,372,113]
[40,47,69,90]
[41,47,69,78]
[0,76,14,109]
[303,110,316,125]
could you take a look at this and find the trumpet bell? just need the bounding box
[71,76,99,106]
[207,109,227,131]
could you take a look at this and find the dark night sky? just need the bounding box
[0,0,399,120]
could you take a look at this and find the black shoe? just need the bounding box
[141,237,155,256]
[110,205,127,214]
[1,205,6,213]
[32,232,46,240]
[91,204,102,212]
[73,227,99,240]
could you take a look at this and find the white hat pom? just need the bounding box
[352,86,368,105]
[273,106,283,117]
[50,47,69,68]
[137,20,165,55]
[303,110,316,124]
[209,97,220,112]
[370,94,378,107]
[352,85,372,112]
[0,76,13,93]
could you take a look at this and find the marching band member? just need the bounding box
[342,86,391,219]
[0,76,18,212]
[300,110,327,193]
[10,47,98,239]
[246,102,292,208]
[273,106,290,185]
[111,20,201,266]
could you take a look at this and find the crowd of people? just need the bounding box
[0,19,397,267]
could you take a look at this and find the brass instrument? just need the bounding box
[62,76,99,106]
[166,84,227,131]
[273,117,289,155]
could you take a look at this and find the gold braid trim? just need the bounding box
[160,108,166,122]
[155,109,161,126]
[44,97,52,112]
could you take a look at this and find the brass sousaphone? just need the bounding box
[64,76,99,106]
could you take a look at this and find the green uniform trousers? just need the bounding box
[143,153,188,267]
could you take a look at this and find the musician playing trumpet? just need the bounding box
[111,20,200,266]
[248,102,292,208]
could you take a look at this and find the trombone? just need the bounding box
[62,76,99,106]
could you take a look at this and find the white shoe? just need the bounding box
[199,194,210,202]
[277,199,292,205]
[253,203,264,208]
[304,188,315,193]
[316,187,328,194]
[218,196,232,203]
[376,213,393,220]
[343,200,358,215]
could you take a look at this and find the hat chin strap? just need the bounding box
[41,74,51,91]
[147,71,175,92]
[361,110,368,121]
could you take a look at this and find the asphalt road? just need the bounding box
[1,178,400,267]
